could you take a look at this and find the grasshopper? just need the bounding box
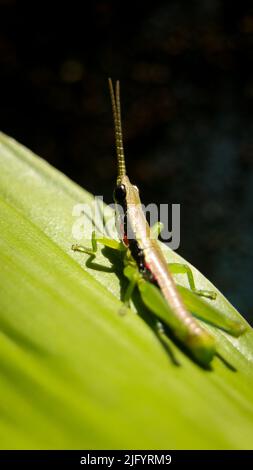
[72,79,246,366]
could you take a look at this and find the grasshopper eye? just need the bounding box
[113,184,126,203]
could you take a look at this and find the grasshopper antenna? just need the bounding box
[108,78,126,180]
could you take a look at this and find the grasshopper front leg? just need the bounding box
[72,230,124,255]
[72,231,126,273]
[72,230,99,255]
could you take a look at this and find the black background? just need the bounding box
[0,1,252,323]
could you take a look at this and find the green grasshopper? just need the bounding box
[72,79,246,366]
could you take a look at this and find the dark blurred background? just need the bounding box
[0,1,252,323]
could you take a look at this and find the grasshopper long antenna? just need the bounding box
[108,78,126,180]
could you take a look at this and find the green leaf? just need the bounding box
[0,131,253,449]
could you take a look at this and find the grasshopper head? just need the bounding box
[113,175,141,207]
